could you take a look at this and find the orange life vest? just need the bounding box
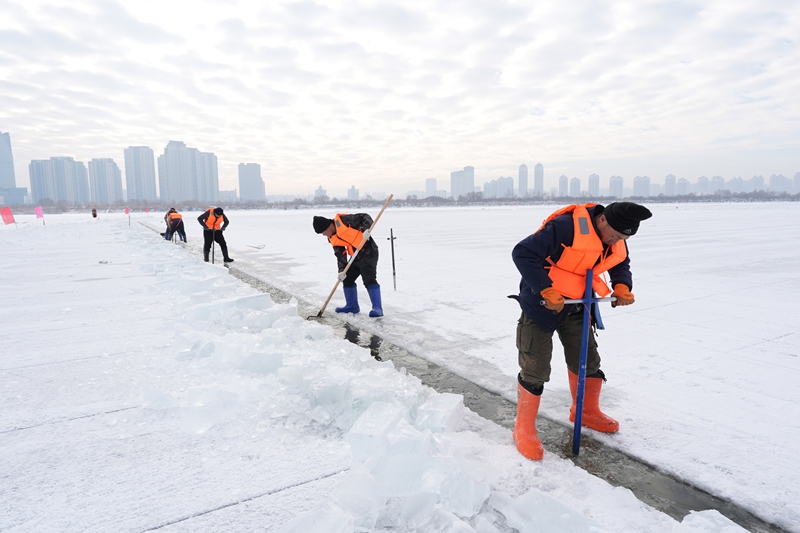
[204,208,223,230]
[328,214,366,256]
[168,212,182,222]
[537,203,628,298]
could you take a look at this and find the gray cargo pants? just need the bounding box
[516,309,601,389]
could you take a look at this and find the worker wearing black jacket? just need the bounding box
[313,213,382,317]
[198,207,233,263]
[510,202,651,461]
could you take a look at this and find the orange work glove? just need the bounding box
[540,287,565,312]
[612,283,635,306]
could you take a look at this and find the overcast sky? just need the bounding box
[1,0,798,196]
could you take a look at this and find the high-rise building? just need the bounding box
[609,176,624,198]
[0,131,16,189]
[124,146,157,202]
[347,185,360,200]
[88,158,123,204]
[710,175,726,193]
[29,157,89,205]
[588,174,599,197]
[0,131,28,205]
[29,160,53,203]
[633,176,650,197]
[664,174,676,196]
[558,175,568,197]
[696,176,709,195]
[157,141,218,203]
[450,166,474,199]
[748,175,764,191]
[518,164,528,197]
[677,178,689,195]
[569,177,581,197]
[533,163,544,196]
[314,186,327,200]
[768,174,790,193]
[238,163,265,202]
[728,177,743,193]
[425,178,436,197]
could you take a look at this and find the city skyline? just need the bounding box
[1,1,798,196]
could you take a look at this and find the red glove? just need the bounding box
[612,284,635,306]
[540,287,565,312]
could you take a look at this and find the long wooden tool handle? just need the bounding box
[316,194,394,316]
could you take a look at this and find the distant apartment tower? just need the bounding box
[0,131,27,205]
[157,140,218,203]
[484,177,514,199]
[677,178,689,195]
[633,176,650,197]
[588,174,599,197]
[518,164,528,197]
[88,158,123,204]
[748,175,764,191]
[768,174,790,193]
[569,177,581,197]
[425,178,437,197]
[0,131,16,189]
[533,163,544,196]
[29,157,89,205]
[347,185,360,200]
[124,146,157,202]
[450,166,474,199]
[314,186,327,199]
[238,163,265,202]
[695,176,709,195]
[558,175,568,197]
[710,175,726,193]
[609,176,623,198]
[728,177,743,193]
[664,174,676,196]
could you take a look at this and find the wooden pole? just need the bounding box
[314,194,394,317]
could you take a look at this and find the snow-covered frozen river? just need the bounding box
[2,201,798,532]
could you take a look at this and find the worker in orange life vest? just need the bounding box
[510,201,652,461]
[313,214,383,317]
[163,208,187,242]
[197,207,233,263]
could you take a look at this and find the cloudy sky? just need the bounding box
[1,0,798,196]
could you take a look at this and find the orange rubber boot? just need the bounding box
[568,370,619,433]
[513,382,544,460]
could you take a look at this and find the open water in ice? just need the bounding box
[226,266,789,533]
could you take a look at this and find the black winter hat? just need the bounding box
[313,216,333,234]
[213,207,224,216]
[604,202,652,236]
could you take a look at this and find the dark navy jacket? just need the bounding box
[511,205,633,331]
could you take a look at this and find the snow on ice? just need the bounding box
[1,206,793,532]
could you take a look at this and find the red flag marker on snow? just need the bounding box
[125,207,130,225]
[35,206,45,225]
[1,206,17,229]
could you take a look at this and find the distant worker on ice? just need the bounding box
[313,213,383,317]
[510,201,652,461]
[198,207,233,263]
[163,208,187,242]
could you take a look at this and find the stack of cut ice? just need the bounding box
[133,237,747,533]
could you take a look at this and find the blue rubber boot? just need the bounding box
[335,285,360,314]
[366,284,383,317]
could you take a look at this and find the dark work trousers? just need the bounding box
[203,230,229,261]
[342,250,379,288]
[166,220,187,242]
[516,308,601,389]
